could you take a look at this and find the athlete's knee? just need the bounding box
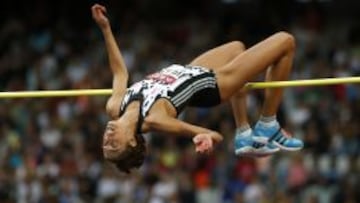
[217,41,245,61]
[274,31,296,51]
[228,41,246,53]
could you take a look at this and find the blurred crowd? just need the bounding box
[0,0,359,203]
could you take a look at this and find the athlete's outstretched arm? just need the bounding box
[92,4,128,117]
[144,114,223,153]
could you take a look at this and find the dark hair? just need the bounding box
[109,133,146,173]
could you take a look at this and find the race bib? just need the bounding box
[146,73,177,85]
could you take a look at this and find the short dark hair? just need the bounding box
[108,133,146,173]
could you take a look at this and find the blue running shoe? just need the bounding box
[234,132,280,157]
[253,123,304,151]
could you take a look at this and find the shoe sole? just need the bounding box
[272,141,303,151]
[235,146,280,157]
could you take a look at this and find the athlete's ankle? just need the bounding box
[235,124,252,137]
[256,115,279,128]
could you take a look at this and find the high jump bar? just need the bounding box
[0,77,359,98]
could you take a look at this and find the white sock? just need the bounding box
[258,115,279,128]
[236,124,252,137]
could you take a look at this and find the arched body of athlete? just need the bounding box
[91,4,303,173]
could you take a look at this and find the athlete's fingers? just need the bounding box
[193,134,206,144]
[101,5,107,13]
[96,5,107,13]
[195,142,206,153]
[92,4,102,12]
[195,138,213,154]
[92,4,106,17]
[92,7,102,18]
[193,136,201,144]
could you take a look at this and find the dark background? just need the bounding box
[0,0,359,203]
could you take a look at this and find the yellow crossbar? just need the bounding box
[0,77,359,98]
[245,76,360,89]
[0,89,112,98]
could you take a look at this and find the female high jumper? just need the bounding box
[92,4,303,173]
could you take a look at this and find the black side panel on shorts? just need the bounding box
[188,86,221,107]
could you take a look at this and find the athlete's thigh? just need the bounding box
[216,32,295,100]
[189,41,245,70]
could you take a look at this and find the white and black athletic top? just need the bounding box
[119,64,221,132]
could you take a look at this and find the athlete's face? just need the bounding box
[102,119,130,160]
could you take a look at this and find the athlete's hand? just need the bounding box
[193,131,223,154]
[91,4,110,30]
